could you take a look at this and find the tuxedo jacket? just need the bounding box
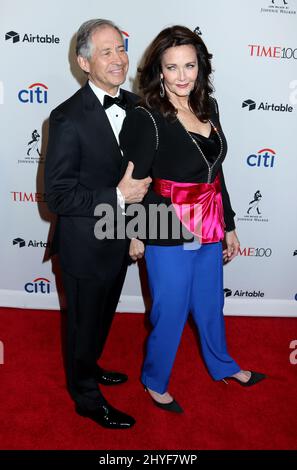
[45,82,139,279]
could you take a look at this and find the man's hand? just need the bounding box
[118,161,152,203]
[129,238,145,261]
[223,230,240,263]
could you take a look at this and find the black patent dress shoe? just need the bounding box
[152,398,184,413]
[144,387,183,413]
[222,371,266,387]
[76,402,135,429]
[95,367,128,386]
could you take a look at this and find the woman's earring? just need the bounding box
[159,77,165,98]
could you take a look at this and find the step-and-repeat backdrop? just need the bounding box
[0,0,296,316]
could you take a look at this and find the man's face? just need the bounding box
[78,26,129,95]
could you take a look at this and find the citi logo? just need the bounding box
[239,247,272,257]
[122,31,129,51]
[25,278,50,294]
[18,83,48,104]
[242,98,293,112]
[5,30,60,44]
[242,99,256,110]
[11,191,46,202]
[247,148,277,168]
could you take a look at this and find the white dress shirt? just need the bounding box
[88,80,126,213]
[88,80,126,144]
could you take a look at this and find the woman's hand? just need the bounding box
[223,230,240,263]
[129,238,145,261]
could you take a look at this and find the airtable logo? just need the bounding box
[13,238,26,248]
[223,288,265,298]
[5,30,60,44]
[5,31,20,43]
[18,83,48,104]
[13,238,50,248]
[242,98,293,112]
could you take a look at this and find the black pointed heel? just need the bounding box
[144,387,183,413]
[222,371,266,387]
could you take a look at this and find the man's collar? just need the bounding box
[88,80,120,106]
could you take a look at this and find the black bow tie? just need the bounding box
[103,93,127,110]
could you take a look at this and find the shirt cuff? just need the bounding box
[116,187,126,215]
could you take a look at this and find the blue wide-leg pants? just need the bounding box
[142,242,240,394]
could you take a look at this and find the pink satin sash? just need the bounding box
[153,175,225,244]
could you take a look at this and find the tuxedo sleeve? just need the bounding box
[120,108,170,207]
[45,109,117,216]
[219,166,236,231]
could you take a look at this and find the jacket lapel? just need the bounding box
[81,83,122,164]
[121,88,139,110]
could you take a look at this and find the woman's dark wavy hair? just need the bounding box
[138,25,214,121]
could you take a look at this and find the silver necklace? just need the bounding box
[177,118,223,184]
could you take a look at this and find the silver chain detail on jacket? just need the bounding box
[177,118,223,184]
[135,106,159,150]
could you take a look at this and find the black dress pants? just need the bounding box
[61,260,128,410]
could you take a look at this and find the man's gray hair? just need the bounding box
[76,19,123,59]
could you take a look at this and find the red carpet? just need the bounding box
[0,307,296,450]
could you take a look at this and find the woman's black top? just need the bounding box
[119,97,236,245]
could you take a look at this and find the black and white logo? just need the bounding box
[12,238,50,248]
[237,190,269,224]
[5,30,60,45]
[224,288,265,298]
[13,237,25,248]
[5,31,20,43]
[242,99,256,111]
[18,129,44,165]
[247,190,262,216]
[242,98,293,112]
[193,26,202,35]
[261,1,296,15]
[224,288,232,298]
[27,130,42,157]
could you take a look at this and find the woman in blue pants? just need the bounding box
[121,26,266,412]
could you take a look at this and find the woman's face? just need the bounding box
[160,44,198,99]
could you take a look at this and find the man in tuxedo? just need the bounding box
[45,19,149,429]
